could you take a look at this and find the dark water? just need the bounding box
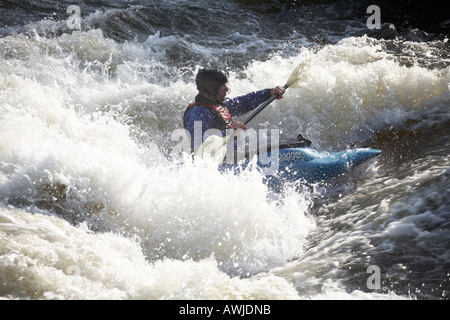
[0,0,449,299]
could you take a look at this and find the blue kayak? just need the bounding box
[220,145,381,184]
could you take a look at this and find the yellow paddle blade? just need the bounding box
[287,58,311,88]
[194,134,228,163]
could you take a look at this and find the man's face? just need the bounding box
[216,83,230,103]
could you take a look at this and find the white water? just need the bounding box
[1,24,449,299]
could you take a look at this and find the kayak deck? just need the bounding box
[220,147,381,184]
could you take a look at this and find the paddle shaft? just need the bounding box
[194,70,302,161]
[242,82,292,125]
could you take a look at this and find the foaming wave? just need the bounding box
[0,206,300,299]
[0,28,316,281]
[230,36,450,149]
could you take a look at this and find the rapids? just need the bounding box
[0,0,449,300]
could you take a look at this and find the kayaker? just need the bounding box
[183,68,285,153]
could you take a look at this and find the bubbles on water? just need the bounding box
[1,9,449,299]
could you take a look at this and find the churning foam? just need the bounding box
[0,28,318,299]
[231,36,450,149]
[0,206,303,299]
[1,27,448,299]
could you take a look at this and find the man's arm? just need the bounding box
[224,89,272,117]
[224,85,286,117]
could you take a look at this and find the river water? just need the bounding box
[0,0,449,300]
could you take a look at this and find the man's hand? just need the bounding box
[270,86,286,99]
[230,121,247,137]
[230,121,247,131]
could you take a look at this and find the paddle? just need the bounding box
[194,61,309,163]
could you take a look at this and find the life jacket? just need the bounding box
[183,102,247,131]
